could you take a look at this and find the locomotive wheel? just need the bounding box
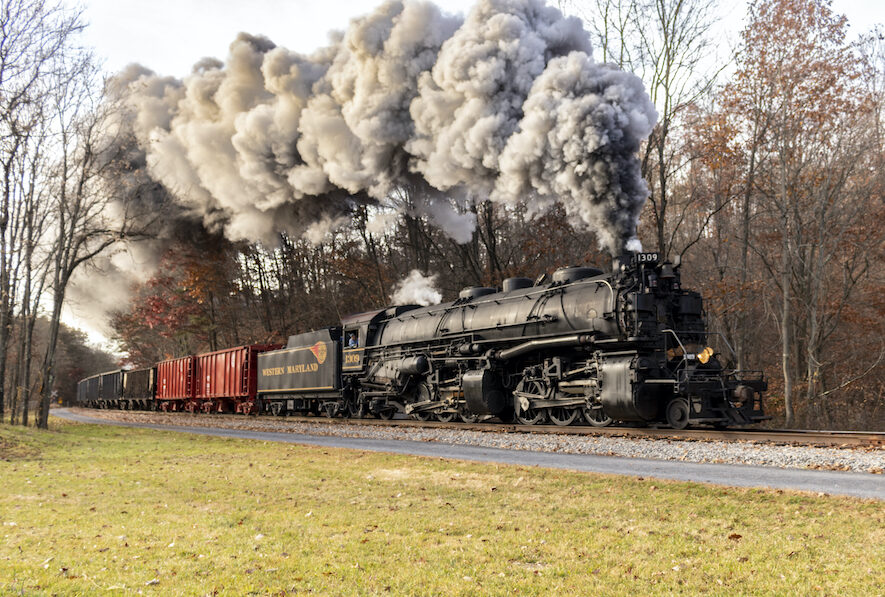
[549,407,579,426]
[515,380,549,425]
[435,412,456,423]
[666,398,690,429]
[582,406,613,427]
[378,400,403,420]
[410,383,435,421]
[517,407,548,425]
[459,412,480,423]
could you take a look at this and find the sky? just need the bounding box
[68,0,884,350]
[80,0,477,77]
[79,0,885,79]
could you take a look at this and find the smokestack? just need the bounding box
[612,253,633,274]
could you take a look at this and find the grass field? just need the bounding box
[0,420,882,596]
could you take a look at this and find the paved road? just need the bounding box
[52,409,885,500]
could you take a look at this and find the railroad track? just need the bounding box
[275,415,885,448]
[75,408,884,448]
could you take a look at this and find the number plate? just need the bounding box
[634,252,660,264]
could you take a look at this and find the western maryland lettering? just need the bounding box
[257,337,339,393]
[261,362,319,377]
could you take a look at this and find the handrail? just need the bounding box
[660,329,739,363]
[595,279,617,315]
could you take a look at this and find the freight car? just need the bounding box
[77,253,767,429]
[195,344,283,413]
[122,367,155,410]
[76,374,102,408]
[155,355,195,412]
[75,369,123,409]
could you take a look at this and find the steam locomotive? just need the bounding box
[77,252,767,429]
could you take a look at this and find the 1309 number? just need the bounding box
[635,252,660,264]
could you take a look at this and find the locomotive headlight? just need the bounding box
[697,346,714,364]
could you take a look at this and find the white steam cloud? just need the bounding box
[391,269,443,305]
[112,0,656,254]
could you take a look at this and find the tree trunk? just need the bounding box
[38,287,65,429]
[9,342,20,424]
[737,139,758,371]
[356,208,388,304]
[207,290,218,352]
[21,309,36,426]
[781,234,794,427]
[478,201,503,281]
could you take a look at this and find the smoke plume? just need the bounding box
[113,0,656,255]
[391,270,443,306]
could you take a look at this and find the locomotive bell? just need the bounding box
[659,263,676,279]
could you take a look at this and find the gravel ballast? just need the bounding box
[65,408,884,474]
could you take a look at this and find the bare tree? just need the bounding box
[0,0,84,421]
[35,52,158,428]
[7,107,52,424]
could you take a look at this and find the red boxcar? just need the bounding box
[155,356,196,411]
[194,344,282,414]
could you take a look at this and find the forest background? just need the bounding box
[1,0,882,429]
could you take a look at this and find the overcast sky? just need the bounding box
[80,0,884,78]
[80,0,476,76]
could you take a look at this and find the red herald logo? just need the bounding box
[309,342,327,364]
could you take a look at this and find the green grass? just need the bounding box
[0,421,882,596]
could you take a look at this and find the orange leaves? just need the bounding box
[732,0,867,144]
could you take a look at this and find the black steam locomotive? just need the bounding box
[257,252,767,429]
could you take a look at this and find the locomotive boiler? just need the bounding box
[256,252,767,429]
